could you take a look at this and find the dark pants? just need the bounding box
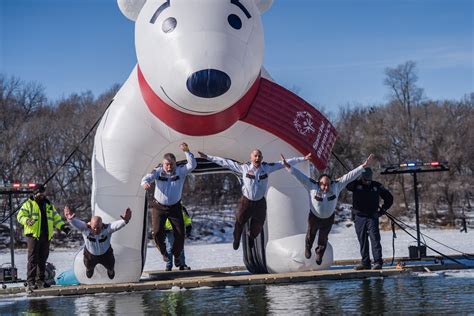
[151,200,185,258]
[354,215,383,265]
[234,196,267,243]
[26,234,50,283]
[165,230,186,269]
[306,212,335,259]
[84,247,115,271]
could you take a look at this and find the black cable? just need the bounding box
[331,151,350,172]
[390,220,397,266]
[387,212,474,260]
[43,98,114,185]
[1,98,114,225]
[385,211,465,266]
[398,217,469,255]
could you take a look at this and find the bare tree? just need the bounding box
[334,90,473,224]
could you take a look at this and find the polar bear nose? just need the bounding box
[186,69,231,98]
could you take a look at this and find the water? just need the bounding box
[1,270,473,315]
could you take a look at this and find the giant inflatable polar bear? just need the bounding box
[74,0,338,284]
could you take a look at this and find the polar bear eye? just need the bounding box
[162,17,177,33]
[227,14,242,30]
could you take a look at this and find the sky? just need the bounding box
[1,0,472,115]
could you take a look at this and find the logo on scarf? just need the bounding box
[293,111,316,136]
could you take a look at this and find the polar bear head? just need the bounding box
[118,0,273,114]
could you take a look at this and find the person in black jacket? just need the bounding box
[347,168,393,270]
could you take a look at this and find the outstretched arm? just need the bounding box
[199,152,244,174]
[337,154,375,189]
[281,154,312,191]
[64,206,75,221]
[281,154,291,170]
[181,142,197,173]
[64,206,89,232]
[110,208,132,233]
[120,207,132,224]
[265,153,311,174]
[198,151,208,159]
[362,154,374,169]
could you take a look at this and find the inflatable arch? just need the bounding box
[74,0,337,284]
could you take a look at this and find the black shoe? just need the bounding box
[107,269,115,279]
[233,239,240,250]
[372,263,383,270]
[305,247,312,259]
[165,266,172,271]
[86,269,94,278]
[354,263,371,270]
[315,254,323,265]
[179,265,191,271]
[315,246,325,265]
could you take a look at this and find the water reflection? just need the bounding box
[27,298,54,314]
[141,286,269,315]
[74,294,146,315]
[154,289,190,315]
[358,278,386,313]
[1,272,473,315]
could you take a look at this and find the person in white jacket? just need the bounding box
[141,143,197,266]
[64,206,132,279]
[199,149,310,250]
[281,153,374,265]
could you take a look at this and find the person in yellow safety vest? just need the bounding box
[17,184,70,290]
[164,206,192,271]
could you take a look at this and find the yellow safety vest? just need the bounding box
[164,210,192,230]
[17,198,65,240]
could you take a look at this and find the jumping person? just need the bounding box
[281,154,374,265]
[141,143,197,267]
[347,168,393,270]
[164,206,192,271]
[64,206,132,279]
[198,149,310,250]
[17,184,70,290]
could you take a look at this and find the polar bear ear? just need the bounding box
[117,0,147,21]
[254,0,273,14]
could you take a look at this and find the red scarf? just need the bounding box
[138,66,337,170]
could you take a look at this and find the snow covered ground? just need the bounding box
[1,222,472,282]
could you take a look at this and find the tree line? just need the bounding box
[332,62,473,226]
[1,61,472,227]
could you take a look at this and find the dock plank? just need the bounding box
[0,262,470,298]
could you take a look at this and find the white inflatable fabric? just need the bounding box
[75,0,334,284]
[265,235,333,273]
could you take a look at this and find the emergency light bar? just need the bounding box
[381,161,449,175]
[0,183,37,189]
[383,161,447,168]
[0,182,38,193]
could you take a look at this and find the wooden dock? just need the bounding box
[0,259,471,298]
